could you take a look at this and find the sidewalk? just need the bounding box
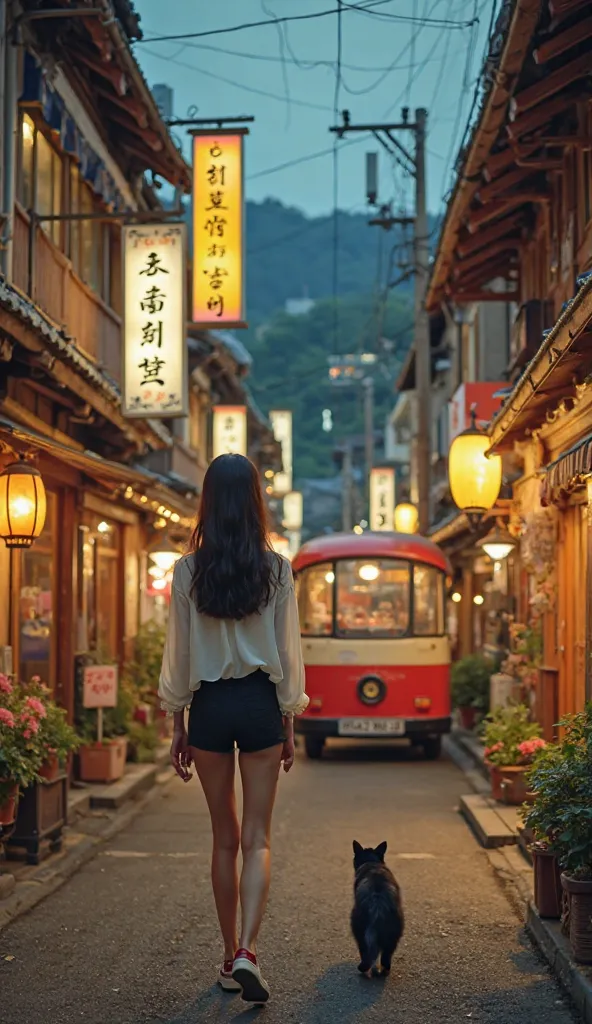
[447,727,592,1023]
[0,744,174,933]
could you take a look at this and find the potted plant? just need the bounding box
[122,621,167,739]
[451,654,493,730]
[0,674,44,826]
[75,653,132,784]
[522,742,565,919]
[483,703,546,805]
[5,677,80,865]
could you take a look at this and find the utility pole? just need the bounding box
[330,108,431,533]
[342,440,353,532]
[363,376,374,499]
[413,109,430,534]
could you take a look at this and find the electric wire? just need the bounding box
[332,1,343,352]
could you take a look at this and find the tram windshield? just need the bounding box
[296,558,445,638]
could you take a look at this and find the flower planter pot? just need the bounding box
[487,764,534,805]
[0,783,19,826]
[38,754,60,783]
[78,738,127,784]
[532,847,562,919]
[458,706,478,731]
[561,873,592,964]
[6,773,68,866]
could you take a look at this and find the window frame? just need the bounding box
[294,559,447,640]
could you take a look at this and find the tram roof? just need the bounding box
[292,532,450,574]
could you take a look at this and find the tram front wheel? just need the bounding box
[304,736,325,760]
[422,736,442,761]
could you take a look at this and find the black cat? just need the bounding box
[350,840,404,977]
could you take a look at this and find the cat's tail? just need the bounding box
[363,926,379,969]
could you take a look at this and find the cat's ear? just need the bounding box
[375,841,387,859]
[353,840,363,856]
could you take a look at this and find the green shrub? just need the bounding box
[451,655,493,713]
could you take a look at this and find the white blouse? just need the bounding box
[158,554,309,718]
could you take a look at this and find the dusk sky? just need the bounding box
[132,1,497,217]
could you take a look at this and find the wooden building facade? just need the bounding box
[423,0,592,729]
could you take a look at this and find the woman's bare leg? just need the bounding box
[237,744,283,953]
[191,748,240,961]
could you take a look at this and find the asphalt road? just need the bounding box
[0,741,580,1024]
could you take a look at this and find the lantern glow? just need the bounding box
[394,502,419,534]
[148,535,182,572]
[448,409,502,523]
[0,459,47,549]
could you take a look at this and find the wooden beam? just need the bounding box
[510,54,591,118]
[454,241,520,276]
[456,213,523,257]
[94,86,149,129]
[104,108,163,151]
[478,165,539,203]
[76,50,128,97]
[455,259,518,291]
[82,16,114,61]
[549,0,590,19]
[507,91,578,140]
[452,290,520,303]
[535,17,592,64]
[483,144,538,181]
[467,193,549,232]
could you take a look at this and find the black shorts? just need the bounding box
[187,669,285,754]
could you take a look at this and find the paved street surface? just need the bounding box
[0,743,579,1024]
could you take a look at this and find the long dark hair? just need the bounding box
[189,453,278,620]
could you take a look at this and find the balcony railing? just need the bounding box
[12,204,121,382]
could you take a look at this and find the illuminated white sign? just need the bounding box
[283,491,303,531]
[212,405,247,458]
[122,223,187,418]
[369,467,395,531]
[270,410,292,495]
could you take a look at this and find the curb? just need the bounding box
[527,902,592,1024]
[444,732,490,795]
[0,769,174,934]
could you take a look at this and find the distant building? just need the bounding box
[285,296,315,317]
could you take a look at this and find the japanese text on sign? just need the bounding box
[83,665,119,709]
[369,467,395,531]
[212,406,247,458]
[192,131,246,326]
[122,223,187,418]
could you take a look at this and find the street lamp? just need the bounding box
[394,502,419,534]
[0,457,47,548]
[478,523,516,561]
[448,407,502,526]
[148,534,183,572]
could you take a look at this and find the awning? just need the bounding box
[0,416,195,527]
[541,432,592,506]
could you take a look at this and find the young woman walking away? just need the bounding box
[159,453,309,1004]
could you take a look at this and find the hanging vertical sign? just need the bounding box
[369,467,395,531]
[283,491,303,531]
[212,405,247,459]
[270,410,292,495]
[192,129,247,328]
[122,223,188,418]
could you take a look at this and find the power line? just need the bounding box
[141,47,333,113]
[134,1,398,45]
[248,135,365,181]
[332,1,344,352]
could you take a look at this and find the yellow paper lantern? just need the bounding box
[0,459,47,548]
[448,411,502,524]
[394,502,419,534]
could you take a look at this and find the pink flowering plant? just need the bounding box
[500,620,542,693]
[483,703,545,767]
[0,674,45,802]
[22,676,79,767]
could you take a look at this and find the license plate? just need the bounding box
[337,718,406,737]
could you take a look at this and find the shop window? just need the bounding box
[295,562,334,636]
[336,559,410,638]
[17,114,63,247]
[19,493,56,689]
[77,515,121,661]
[413,565,444,636]
[69,169,109,300]
[19,114,35,210]
[584,148,591,228]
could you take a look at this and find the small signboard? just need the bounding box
[83,665,118,709]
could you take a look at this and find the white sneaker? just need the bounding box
[232,948,270,1003]
[217,958,242,992]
